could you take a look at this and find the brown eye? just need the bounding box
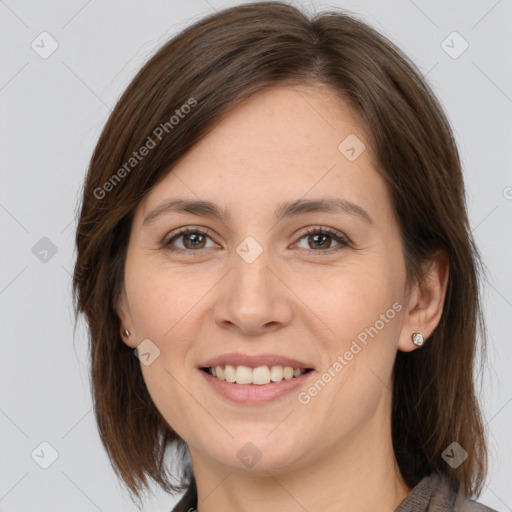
[294,227,350,253]
[163,228,217,252]
[180,232,207,249]
[162,226,350,255]
[307,233,333,250]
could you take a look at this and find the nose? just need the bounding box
[213,247,294,336]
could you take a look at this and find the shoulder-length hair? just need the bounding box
[72,1,489,507]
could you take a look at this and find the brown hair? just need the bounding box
[72,1,490,507]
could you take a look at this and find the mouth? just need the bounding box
[200,365,314,385]
[199,364,315,404]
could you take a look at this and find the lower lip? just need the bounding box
[199,369,314,404]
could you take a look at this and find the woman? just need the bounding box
[72,2,498,511]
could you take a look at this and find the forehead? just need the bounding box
[138,85,389,225]
[179,84,372,171]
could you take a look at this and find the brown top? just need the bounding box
[170,471,499,512]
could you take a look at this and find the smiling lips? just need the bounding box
[200,353,313,385]
[199,352,314,386]
[200,352,314,370]
[204,364,311,385]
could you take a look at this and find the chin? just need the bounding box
[203,434,307,474]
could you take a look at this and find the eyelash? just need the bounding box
[161,226,351,255]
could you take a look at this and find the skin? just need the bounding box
[116,85,449,512]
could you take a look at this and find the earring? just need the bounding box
[411,332,424,346]
[123,329,131,338]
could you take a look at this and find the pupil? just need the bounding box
[187,233,203,248]
[311,234,329,249]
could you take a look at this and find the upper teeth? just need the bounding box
[208,365,308,385]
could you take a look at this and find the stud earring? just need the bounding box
[411,332,424,346]
[123,329,131,338]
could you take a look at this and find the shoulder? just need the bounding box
[441,473,499,512]
[169,478,197,512]
[453,493,499,512]
[169,490,196,512]
[395,472,499,512]
[170,471,500,512]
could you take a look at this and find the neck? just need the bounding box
[189,389,411,512]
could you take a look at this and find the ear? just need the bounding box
[398,249,449,352]
[115,286,137,349]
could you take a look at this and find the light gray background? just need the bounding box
[1,0,511,510]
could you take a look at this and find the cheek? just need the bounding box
[129,268,202,438]
[298,264,402,426]
[299,258,400,341]
[297,255,403,399]
[126,259,205,339]
[139,360,201,446]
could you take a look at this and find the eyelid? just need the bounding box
[293,225,351,245]
[161,225,219,250]
[161,225,351,253]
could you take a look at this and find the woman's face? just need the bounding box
[117,85,420,475]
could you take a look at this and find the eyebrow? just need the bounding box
[142,197,375,227]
